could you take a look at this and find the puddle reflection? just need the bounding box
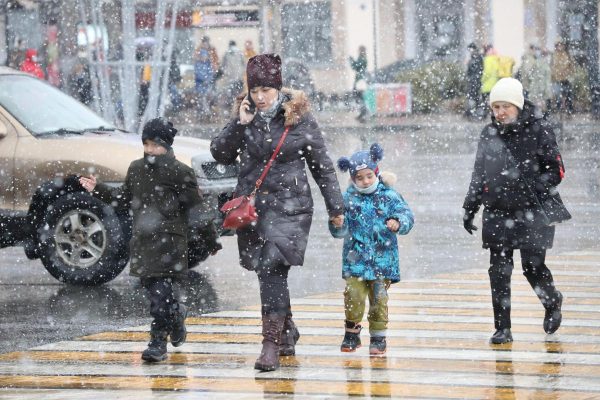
[494,356,515,400]
[529,341,564,399]
[46,269,219,322]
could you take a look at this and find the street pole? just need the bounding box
[584,0,600,118]
[372,0,378,70]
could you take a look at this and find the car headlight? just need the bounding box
[192,158,238,180]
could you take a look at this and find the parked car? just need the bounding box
[0,67,236,285]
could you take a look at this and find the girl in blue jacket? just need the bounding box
[330,143,414,355]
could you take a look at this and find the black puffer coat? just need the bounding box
[211,88,344,270]
[94,153,202,278]
[463,101,565,249]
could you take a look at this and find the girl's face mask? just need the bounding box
[352,168,379,194]
[353,176,379,194]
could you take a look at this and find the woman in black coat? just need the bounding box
[211,54,345,371]
[463,78,566,344]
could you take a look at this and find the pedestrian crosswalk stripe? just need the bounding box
[1,248,599,398]
[1,375,599,398]
[29,340,600,364]
[74,331,600,355]
[4,351,600,378]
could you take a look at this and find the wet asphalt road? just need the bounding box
[1,122,599,354]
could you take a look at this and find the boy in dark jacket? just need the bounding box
[80,118,208,362]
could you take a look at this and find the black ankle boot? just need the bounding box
[544,291,563,334]
[489,328,513,344]
[170,304,187,347]
[142,328,168,362]
[279,315,300,356]
[341,321,362,352]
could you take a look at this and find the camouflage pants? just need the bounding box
[344,277,391,336]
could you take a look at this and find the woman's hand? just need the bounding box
[330,214,345,228]
[239,98,256,125]
[386,219,400,232]
[79,175,97,192]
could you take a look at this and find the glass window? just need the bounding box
[281,2,332,66]
[0,75,114,135]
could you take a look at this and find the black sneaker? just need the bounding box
[489,328,513,344]
[544,291,563,334]
[170,304,187,347]
[340,324,362,352]
[369,336,387,355]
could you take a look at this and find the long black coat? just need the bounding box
[95,153,202,278]
[463,101,564,250]
[466,52,483,99]
[211,88,344,270]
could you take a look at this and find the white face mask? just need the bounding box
[353,178,379,194]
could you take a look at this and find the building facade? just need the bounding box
[2,0,600,95]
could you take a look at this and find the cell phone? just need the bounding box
[246,93,256,114]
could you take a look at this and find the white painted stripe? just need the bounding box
[289,298,600,312]
[457,269,600,277]
[0,362,598,393]
[30,340,600,365]
[559,251,600,256]
[386,288,600,298]
[0,389,352,400]
[204,310,600,327]
[121,324,600,343]
[404,278,600,287]
[545,260,600,266]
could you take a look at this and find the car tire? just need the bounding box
[38,192,128,285]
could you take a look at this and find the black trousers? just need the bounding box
[256,262,291,318]
[142,277,181,332]
[488,248,560,330]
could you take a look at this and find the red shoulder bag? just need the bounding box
[220,127,290,230]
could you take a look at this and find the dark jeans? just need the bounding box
[142,277,181,332]
[256,262,291,318]
[488,248,560,330]
[556,80,574,114]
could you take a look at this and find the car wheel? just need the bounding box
[38,192,128,285]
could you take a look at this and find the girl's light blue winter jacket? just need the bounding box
[329,178,414,283]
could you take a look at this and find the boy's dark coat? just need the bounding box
[94,153,202,278]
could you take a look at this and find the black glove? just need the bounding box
[463,211,478,235]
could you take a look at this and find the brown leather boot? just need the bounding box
[279,315,300,356]
[254,314,285,371]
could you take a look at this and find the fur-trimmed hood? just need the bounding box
[232,87,311,127]
[379,171,397,187]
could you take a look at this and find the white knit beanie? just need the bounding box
[489,78,524,109]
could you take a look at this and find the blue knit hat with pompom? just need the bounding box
[337,143,383,178]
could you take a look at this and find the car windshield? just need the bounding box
[0,75,115,135]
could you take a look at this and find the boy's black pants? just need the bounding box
[142,277,181,332]
[488,248,560,330]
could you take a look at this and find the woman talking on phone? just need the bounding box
[211,54,345,371]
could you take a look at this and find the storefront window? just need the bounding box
[281,1,332,66]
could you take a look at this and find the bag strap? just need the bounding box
[252,127,290,195]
